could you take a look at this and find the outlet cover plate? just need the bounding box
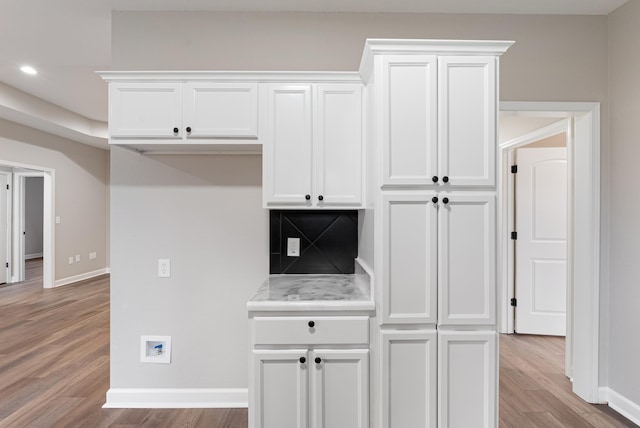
[158,259,171,278]
[287,238,300,257]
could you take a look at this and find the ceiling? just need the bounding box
[0,0,628,132]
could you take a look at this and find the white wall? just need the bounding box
[110,11,610,393]
[0,118,109,281]
[109,147,268,388]
[608,0,640,409]
[25,177,44,258]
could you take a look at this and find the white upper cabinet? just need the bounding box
[382,55,438,187]
[264,83,364,209]
[109,83,183,138]
[108,80,260,144]
[381,55,497,188]
[184,83,259,139]
[439,57,497,187]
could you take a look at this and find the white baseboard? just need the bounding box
[102,388,248,409]
[600,387,640,425]
[54,268,110,288]
[25,252,43,260]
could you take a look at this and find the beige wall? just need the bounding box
[110,11,610,392]
[0,118,109,281]
[608,0,640,407]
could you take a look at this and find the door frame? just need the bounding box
[0,170,12,284]
[498,102,601,404]
[0,160,55,289]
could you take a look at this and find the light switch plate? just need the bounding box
[287,238,300,257]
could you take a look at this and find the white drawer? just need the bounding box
[252,316,369,345]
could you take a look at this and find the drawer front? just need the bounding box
[253,316,369,345]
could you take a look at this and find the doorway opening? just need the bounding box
[0,160,55,289]
[499,102,601,404]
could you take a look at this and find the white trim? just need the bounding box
[99,71,362,83]
[500,119,568,150]
[102,388,248,409]
[0,170,11,285]
[25,252,43,260]
[53,268,110,288]
[603,388,640,425]
[498,101,601,404]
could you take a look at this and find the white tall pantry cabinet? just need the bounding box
[360,40,512,428]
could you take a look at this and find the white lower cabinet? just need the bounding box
[380,330,437,428]
[438,331,497,428]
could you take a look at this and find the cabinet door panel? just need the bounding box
[252,349,308,428]
[382,56,438,186]
[382,193,437,325]
[315,84,363,206]
[185,83,258,138]
[310,349,368,428]
[265,85,313,205]
[438,331,497,428]
[109,83,182,138]
[381,330,437,428]
[438,193,496,325]
[439,57,496,186]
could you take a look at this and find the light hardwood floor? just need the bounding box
[0,259,636,427]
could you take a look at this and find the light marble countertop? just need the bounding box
[247,274,374,312]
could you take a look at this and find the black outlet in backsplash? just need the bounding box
[270,210,358,274]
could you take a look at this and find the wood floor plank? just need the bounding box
[0,259,637,427]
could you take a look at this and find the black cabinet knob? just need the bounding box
[432,197,438,204]
[173,127,179,133]
[315,357,322,364]
[308,321,315,328]
[432,176,439,183]
[318,195,324,201]
[186,127,192,133]
[299,357,306,364]
[442,176,449,183]
[443,197,449,204]
[305,194,311,200]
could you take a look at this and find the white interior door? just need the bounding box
[0,174,8,284]
[515,147,568,335]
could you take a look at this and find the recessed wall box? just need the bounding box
[140,335,172,364]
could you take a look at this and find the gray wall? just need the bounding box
[608,0,640,406]
[25,176,44,257]
[111,11,610,391]
[0,118,109,281]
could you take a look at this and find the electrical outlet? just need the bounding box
[158,259,171,278]
[68,256,74,264]
[89,252,96,260]
[55,216,61,224]
[75,255,80,262]
[287,238,300,257]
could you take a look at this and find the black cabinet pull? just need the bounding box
[173,127,179,133]
[432,176,439,183]
[305,194,311,200]
[186,127,192,133]
[443,197,449,204]
[442,176,449,183]
[432,197,438,204]
[318,195,324,201]
[299,357,306,364]
[315,357,322,364]
[308,321,315,328]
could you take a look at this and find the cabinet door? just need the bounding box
[109,83,182,138]
[184,83,258,139]
[314,84,363,207]
[380,330,437,428]
[382,193,438,325]
[382,55,438,187]
[264,84,313,206]
[252,349,308,428]
[438,331,497,428]
[438,193,496,325]
[310,349,368,428]
[438,57,497,187]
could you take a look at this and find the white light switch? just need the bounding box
[287,238,300,257]
[158,259,171,278]
[55,216,61,224]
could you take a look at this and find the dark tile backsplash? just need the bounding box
[270,210,358,274]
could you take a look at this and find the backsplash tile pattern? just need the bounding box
[270,210,358,274]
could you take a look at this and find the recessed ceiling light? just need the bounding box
[20,65,38,75]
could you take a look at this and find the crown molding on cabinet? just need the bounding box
[98,71,362,83]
